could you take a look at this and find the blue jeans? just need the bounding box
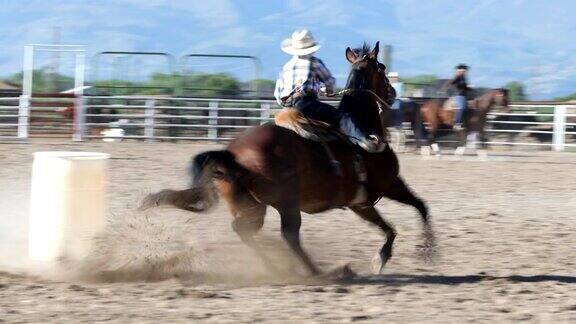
[293,94,368,144]
[453,95,467,124]
[293,94,342,126]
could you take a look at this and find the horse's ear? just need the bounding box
[369,41,380,60]
[346,47,357,63]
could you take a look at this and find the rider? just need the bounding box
[274,29,380,152]
[446,64,470,129]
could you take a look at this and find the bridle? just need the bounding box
[328,57,394,111]
[329,88,391,111]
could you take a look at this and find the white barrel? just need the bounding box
[29,152,110,262]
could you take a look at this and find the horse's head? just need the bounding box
[476,88,510,112]
[340,42,396,145]
[345,42,396,106]
[494,88,509,108]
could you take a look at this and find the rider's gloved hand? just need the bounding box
[321,85,335,97]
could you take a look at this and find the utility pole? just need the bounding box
[51,26,61,92]
[382,44,392,71]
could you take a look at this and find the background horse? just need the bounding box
[420,88,509,153]
[141,42,434,276]
[380,99,426,149]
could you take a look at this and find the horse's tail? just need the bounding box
[190,150,238,187]
[140,150,238,213]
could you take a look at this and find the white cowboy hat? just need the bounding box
[281,29,321,56]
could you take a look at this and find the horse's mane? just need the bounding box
[477,88,505,103]
[339,91,373,110]
[338,90,381,126]
[352,42,373,57]
[340,42,380,115]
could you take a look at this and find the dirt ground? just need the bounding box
[1,140,575,323]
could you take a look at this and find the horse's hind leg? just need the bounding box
[350,206,396,273]
[382,176,436,259]
[276,202,321,276]
[214,179,280,271]
[230,202,283,273]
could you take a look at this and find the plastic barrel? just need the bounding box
[29,152,110,262]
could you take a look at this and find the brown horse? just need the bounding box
[420,89,509,150]
[141,42,434,276]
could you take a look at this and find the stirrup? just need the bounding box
[358,135,386,153]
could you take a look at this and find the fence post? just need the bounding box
[208,101,218,140]
[72,95,86,141]
[22,45,33,98]
[552,105,567,152]
[144,99,156,141]
[18,95,30,139]
[260,103,271,125]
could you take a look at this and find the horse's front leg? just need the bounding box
[350,206,396,274]
[455,129,469,156]
[420,124,437,156]
[426,129,441,156]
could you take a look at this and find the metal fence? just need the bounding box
[483,104,576,151]
[0,97,23,140]
[2,95,575,151]
[401,103,575,151]
[80,96,286,141]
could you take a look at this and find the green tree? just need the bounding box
[400,74,438,85]
[4,69,247,97]
[400,74,438,97]
[554,92,576,101]
[140,72,180,95]
[248,79,276,97]
[91,79,142,95]
[7,68,74,93]
[504,81,527,101]
[180,73,241,97]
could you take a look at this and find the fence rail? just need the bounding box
[0,97,25,139]
[1,95,575,151]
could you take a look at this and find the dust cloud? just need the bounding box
[70,209,309,285]
[0,174,306,285]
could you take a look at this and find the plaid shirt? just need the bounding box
[274,56,335,104]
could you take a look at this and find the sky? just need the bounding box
[1,0,575,99]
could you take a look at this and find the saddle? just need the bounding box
[274,108,340,142]
[443,97,458,111]
[275,108,368,206]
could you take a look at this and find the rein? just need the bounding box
[329,89,391,111]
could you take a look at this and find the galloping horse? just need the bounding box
[141,43,434,276]
[420,89,509,151]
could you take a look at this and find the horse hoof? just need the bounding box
[455,146,466,156]
[371,252,391,274]
[421,146,431,156]
[477,150,488,161]
[321,264,356,281]
[138,194,159,211]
